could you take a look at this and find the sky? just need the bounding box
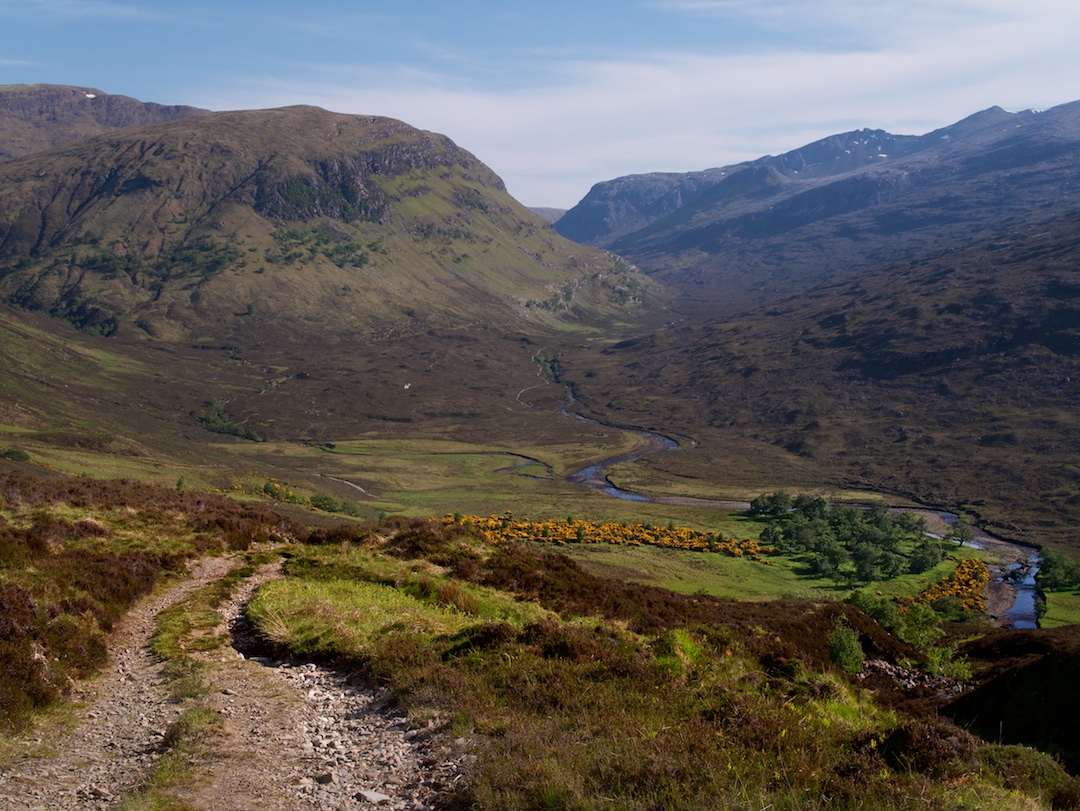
[1,1,1078,208]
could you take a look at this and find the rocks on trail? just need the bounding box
[0,552,470,810]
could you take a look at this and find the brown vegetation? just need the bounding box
[0,463,300,731]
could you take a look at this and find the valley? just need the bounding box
[2,84,1080,809]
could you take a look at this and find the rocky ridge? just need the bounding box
[0,84,207,161]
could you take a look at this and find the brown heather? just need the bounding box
[0,464,303,731]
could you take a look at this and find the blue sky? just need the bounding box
[2,1,1078,207]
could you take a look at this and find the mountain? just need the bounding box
[556,101,1080,317]
[551,99,1080,551]
[0,88,666,473]
[0,84,208,161]
[527,207,567,224]
[0,99,658,344]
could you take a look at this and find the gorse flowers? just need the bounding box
[903,558,989,614]
[441,513,772,560]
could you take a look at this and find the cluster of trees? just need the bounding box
[1037,548,1080,592]
[199,398,263,442]
[751,492,944,584]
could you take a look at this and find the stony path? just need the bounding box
[0,555,237,810]
[0,554,468,810]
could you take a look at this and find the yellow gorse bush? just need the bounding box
[442,513,772,560]
[902,557,990,614]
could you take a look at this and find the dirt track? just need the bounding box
[0,554,464,810]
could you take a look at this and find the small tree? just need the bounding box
[945,519,976,548]
[899,601,944,652]
[749,491,793,518]
[908,538,944,575]
[1036,549,1080,592]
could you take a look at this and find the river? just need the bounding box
[1002,551,1042,629]
[560,405,1041,628]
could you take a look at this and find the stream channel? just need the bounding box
[559,404,1041,629]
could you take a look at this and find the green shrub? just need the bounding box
[828,616,864,674]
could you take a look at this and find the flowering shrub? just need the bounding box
[902,558,989,614]
[441,513,772,560]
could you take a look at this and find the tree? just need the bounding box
[749,491,793,518]
[908,539,944,575]
[793,494,829,519]
[811,540,851,585]
[852,542,883,582]
[900,602,944,652]
[1037,549,1080,591]
[945,519,975,548]
[847,590,903,635]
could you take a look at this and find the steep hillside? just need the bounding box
[0,95,668,491]
[0,104,658,345]
[0,84,208,160]
[557,101,1080,317]
[560,211,1080,551]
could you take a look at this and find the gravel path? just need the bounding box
[0,554,468,810]
[0,555,238,810]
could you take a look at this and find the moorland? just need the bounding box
[1,84,1080,809]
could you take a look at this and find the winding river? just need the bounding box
[559,404,1041,629]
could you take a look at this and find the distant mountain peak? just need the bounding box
[0,83,208,161]
[556,97,1080,319]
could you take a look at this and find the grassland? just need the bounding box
[243,521,1080,810]
[1042,592,1080,628]
[4,460,1080,808]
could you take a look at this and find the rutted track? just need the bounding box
[0,556,238,810]
[0,553,467,810]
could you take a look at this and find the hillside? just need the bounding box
[0,90,669,498]
[0,102,658,345]
[559,211,1080,551]
[3,464,1079,809]
[556,101,1080,317]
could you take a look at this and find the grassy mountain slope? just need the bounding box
[0,103,658,345]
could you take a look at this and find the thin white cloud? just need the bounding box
[0,0,173,21]
[193,0,1080,206]
[652,0,1069,49]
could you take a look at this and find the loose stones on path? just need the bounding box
[249,658,468,810]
